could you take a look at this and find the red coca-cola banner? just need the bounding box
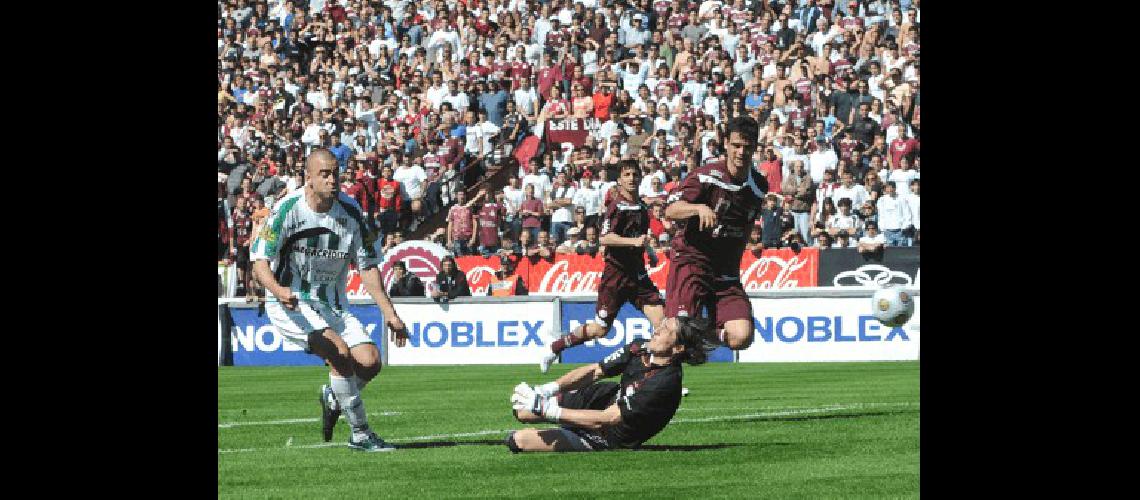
[346,246,818,299]
[454,248,818,296]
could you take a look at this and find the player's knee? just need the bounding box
[725,325,754,351]
[356,357,381,380]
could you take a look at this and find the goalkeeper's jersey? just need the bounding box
[250,190,379,309]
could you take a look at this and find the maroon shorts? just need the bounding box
[664,264,752,329]
[594,266,664,327]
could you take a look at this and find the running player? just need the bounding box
[250,149,410,452]
[538,159,664,373]
[663,116,769,351]
[507,316,711,452]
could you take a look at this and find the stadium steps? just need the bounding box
[404,151,519,242]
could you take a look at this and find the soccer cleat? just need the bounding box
[348,431,397,452]
[320,384,342,443]
[539,350,558,374]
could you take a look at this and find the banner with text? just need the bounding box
[228,305,385,366]
[384,300,556,365]
[345,246,819,299]
[543,118,590,149]
[738,296,920,362]
[559,301,734,364]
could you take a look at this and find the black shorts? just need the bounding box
[556,382,620,450]
[235,245,250,270]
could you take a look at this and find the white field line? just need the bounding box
[218,411,402,429]
[218,402,917,454]
[675,402,917,413]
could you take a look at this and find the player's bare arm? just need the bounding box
[359,266,409,347]
[251,259,297,310]
[664,200,717,230]
[598,232,649,248]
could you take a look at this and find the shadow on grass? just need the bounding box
[395,439,504,449]
[633,443,753,451]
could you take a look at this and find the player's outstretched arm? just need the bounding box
[360,266,409,346]
[664,200,717,230]
[552,363,608,393]
[251,259,296,309]
[558,404,623,430]
[599,232,647,248]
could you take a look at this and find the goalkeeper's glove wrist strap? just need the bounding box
[538,381,560,398]
[545,405,562,422]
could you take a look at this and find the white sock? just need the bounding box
[330,375,370,440]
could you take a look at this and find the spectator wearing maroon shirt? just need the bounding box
[888,122,919,168]
[374,165,402,237]
[519,183,545,243]
[475,188,506,258]
[758,145,784,194]
[446,189,479,256]
[229,195,255,296]
[536,52,563,102]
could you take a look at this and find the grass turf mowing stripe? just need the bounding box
[217,402,915,453]
[218,411,402,428]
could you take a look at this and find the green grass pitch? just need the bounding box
[219,362,918,498]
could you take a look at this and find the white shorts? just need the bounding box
[265,300,373,353]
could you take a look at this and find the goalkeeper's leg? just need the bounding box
[506,428,592,452]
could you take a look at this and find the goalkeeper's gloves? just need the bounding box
[510,382,562,422]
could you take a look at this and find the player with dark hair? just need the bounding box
[663,115,768,351]
[538,159,664,373]
[506,316,711,452]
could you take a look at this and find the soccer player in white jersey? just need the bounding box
[250,150,410,452]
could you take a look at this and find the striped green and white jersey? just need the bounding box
[250,190,379,309]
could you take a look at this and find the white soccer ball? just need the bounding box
[871,287,915,327]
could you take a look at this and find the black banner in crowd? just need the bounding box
[817,247,920,288]
[219,304,233,367]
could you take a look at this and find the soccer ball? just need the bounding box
[871,287,915,327]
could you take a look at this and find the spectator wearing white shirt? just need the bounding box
[521,159,552,202]
[875,181,911,247]
[857,220,886,256]
[904,179,920,246]
[807,137,837,183]
[832,171,868,209]
[502,175,526,237]
[392,158,428,231]
[443,80,470,113]
[546,170,578,244]
[571,169,603,227]
[425,71,449,110]
[887,156,920,195]
[827,198,862,239]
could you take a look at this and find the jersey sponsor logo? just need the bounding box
[297,246,350,259]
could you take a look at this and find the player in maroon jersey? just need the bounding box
[663,116,768,351]
[538,159,665,373]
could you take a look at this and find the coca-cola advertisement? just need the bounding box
[346,246,819,300]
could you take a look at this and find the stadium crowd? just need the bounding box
[218,0,920,297]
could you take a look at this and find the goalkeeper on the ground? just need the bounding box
[506,316,710,452]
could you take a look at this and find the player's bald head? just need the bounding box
[305,149,337,176]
